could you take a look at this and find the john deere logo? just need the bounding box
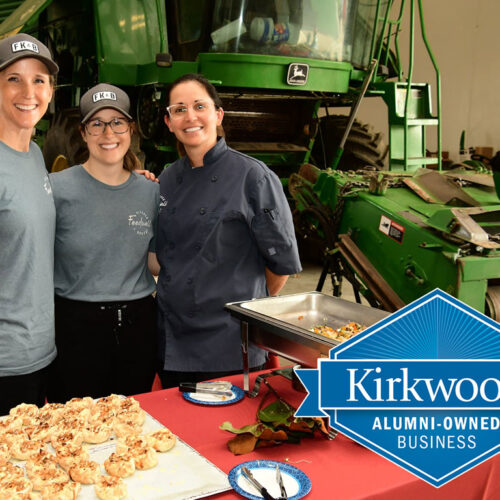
[287,63,308,86]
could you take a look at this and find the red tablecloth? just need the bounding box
[135,371,500,500]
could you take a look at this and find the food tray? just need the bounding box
[226,292,389,367]
[4,410,231,500]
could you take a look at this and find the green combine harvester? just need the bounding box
[0,0,498,318]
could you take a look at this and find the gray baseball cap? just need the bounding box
[80,83,133,123]
[0,33,58,75]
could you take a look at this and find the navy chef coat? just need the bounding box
[156,138,302,372]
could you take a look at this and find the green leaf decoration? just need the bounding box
[258,400,294,426]
[220,421,268,437]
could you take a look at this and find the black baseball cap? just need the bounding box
[0,33,58,75]
[80,83,133,123]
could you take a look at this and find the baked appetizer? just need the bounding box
[55,444,89,470]
[0,462,24,483]
[29,465,69,491]
[94,475,128,500]
[131,446,158,470]
[68,458,101,484]
[147,428,176,452]
[104,451,135,478]
[0,442,10,466]
[10,438,46,461]
[0,477,32,499]
[40,480,80,500]
[51,430,84,451]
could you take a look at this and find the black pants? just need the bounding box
[0,364,50,415]
[158,363,267,390]
[48,295,157,403]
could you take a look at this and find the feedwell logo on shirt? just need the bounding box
[295,289,500,487]
[128,210,151,236]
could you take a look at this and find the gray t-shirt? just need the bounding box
[0,141,56,376]
[50,165,159,301]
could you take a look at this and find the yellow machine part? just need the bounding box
[51,154,69,173]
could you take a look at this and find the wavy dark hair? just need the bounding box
[166,73,222,109]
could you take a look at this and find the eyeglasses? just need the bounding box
[166,100,214,120]
[85,117,131,136]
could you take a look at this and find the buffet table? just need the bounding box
[135,370,500,500]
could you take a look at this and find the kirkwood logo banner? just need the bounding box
[295,289,500,487]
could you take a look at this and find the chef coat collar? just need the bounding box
[186,137,227,169]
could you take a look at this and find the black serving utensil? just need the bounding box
[276,464,288,499]
[241,466,277,500]
[178,382,233,397]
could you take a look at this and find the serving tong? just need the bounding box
[240,464,288,500]
[276,464,288,499]
[178,380,233,397]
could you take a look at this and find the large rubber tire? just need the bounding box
[43,109,88,172]
[312,114,388,171]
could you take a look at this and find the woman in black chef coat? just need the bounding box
[156,73,302,388]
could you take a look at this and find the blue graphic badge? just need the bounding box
[295,289,500,487]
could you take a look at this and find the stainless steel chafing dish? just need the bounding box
[226,291,389,391]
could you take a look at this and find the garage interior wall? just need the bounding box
[352,0,500,163]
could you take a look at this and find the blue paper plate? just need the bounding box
[229,460,311,500]
[182,384,244,406]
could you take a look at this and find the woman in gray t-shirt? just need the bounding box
[47,84,160,402]
[0,34,59,415]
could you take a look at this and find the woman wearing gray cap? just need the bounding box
[47,84,160,402]
[0,33,59,414]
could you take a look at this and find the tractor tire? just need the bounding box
[43,109,88,172]
[312,114,388,171]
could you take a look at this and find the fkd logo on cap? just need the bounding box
[93,91,117,103]
[11,41,39,54]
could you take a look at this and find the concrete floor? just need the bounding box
[279,260,359,303]
[280,261,326,295]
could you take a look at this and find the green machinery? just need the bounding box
[0,0,498,317]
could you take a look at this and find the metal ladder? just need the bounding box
[373,0,442,172]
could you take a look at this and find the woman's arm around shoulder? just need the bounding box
[148,252,161,277]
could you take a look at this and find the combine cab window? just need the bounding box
[176,0,205,43]
[209,0,389,67]
[95,0,167,66]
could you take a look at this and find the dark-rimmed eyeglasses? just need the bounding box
[85,118,131,136]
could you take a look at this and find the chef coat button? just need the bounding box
[187,278,193,285]
[165,275,171,282]
[194,243,201,251]
[199,207,206,215]
[171,207,176,214]
[211,175,218,182]
[177,176,183,184]
[169,242,175,249]
[187,311,196,318]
